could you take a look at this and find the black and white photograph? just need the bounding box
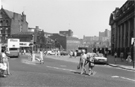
[0,0,135,87]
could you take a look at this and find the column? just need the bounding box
[117,26,119,49]
[123,23,126,48]
[128,20,130,47]
[120,25,122,49]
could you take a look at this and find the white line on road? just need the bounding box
[111,76,135,82]
[46,66,76,72]
[21,59,36,65]
[60,65,67,67]
[120,77,135,82]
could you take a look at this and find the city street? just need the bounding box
[0,55,135,87]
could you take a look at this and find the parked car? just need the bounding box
[60,51,69,56]
[93,53,108,64]
[46,50,56,55]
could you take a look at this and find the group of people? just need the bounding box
[77,50,95,76]
[114,52,132,63]
[0,49,10,77]
[69,50,77,58]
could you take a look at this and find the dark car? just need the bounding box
[60,51,69,56]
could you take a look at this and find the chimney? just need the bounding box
[22,12,26,22]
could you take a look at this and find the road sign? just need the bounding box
[131,38,135,45]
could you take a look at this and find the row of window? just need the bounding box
[0,20,9,26]
[0,28,9,34]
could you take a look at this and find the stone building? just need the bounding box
[49,33,81,51]
[0,7,28,45]
[109,0,135,59]
[59,29,73,37]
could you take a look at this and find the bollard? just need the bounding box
[32,52,35,62]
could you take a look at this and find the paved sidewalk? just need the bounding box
[107,55,135,71]
[25,53,135,71]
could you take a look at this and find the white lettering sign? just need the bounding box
[19,42,30,47]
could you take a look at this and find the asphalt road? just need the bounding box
[0,55,135,87]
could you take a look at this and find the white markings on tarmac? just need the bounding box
[21,59,36,65]
[60,65,67,67]
[111,75,135,82]
[46,66,76,72]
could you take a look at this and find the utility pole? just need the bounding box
[32,34,35,62]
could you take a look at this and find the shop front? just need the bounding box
[19,42,31,52]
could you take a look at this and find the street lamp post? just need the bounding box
[32,34,35,62]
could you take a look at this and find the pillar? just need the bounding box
[123,22,126,58]
[123,23,126,48]
[128,20,131,47]
[117,26,120,55]
[120,25,122,52]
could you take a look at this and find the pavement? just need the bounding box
[25,53,135,71]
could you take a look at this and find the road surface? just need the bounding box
[0,55,135,87]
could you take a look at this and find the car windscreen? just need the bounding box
[95,54,104,57]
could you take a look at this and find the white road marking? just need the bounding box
[60,65,67,67]
[114,67,135,72]
[111,76,119,78]
[46,66,76,72]
[120,77,135,82]
[111,75,135,82]
[22,59,36,65]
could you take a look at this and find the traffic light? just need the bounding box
[29,43,33,46]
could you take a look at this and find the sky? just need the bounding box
[0,0,127,38]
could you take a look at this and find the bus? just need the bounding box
[6,38,20,58]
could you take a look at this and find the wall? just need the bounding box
[66,36,81,51]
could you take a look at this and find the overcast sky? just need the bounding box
[1,0,126,38]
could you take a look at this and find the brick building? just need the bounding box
[0,7,28,45]
[109,0,135,59]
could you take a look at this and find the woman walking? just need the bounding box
[1,49,10,76]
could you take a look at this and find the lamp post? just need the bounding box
[32,34,35,62]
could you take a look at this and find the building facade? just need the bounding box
[83,35,99,47]
[49,33,81,51]
[59,29,73,37]
[109,0,135,59]
[0,7,28,45]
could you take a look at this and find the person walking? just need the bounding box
[80,50,87,75]
[114,52,117,63]
[1,49,10,76]
[74,51,77,58]
[126,53,132,63]
[88,54,95,76]
[69,50,73,58]
[40,49,44,64]
[120,52,124,62]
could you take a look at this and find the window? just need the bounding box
[0,21,2,26]
[9,48,18,50]
[6,20,8,26]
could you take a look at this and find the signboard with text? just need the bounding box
[20,42,30,47]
